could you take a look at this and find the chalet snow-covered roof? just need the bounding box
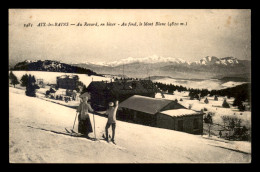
[160,109,202,117]
[119,95,183,115]
[57,75,78,79]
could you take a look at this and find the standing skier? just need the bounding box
[77,92,94,139]
[104,100,119,143]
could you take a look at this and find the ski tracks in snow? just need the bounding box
[27,125,127,152]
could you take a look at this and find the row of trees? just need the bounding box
[154,82,188,93]
[9,72,40,97]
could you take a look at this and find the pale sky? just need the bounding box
[9,9,251,64]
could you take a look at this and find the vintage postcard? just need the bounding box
[9,9,251,163]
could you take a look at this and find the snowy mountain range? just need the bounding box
[81,55,189,67]
[10,55,250,80]
[76,55,243,67]
[72,56,250,79]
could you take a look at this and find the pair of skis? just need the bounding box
[65,128,116,145]
[65,128,99,142]
[65,128,84,137]
[68,112,117,145]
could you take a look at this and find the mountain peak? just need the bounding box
[192,56,240,66]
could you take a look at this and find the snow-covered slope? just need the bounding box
[9,87,251,163]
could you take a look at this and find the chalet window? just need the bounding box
[193,118,199,129]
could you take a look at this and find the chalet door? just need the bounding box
[177,120,184,131]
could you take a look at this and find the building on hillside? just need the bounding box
[56,75,79,90]
[118,95,204,134]
[36,79,45,88]
[242,101,251,111]
[66,89,78,100]
[54,88,67,97]
[86,80,157,110]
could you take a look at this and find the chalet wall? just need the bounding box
[156,114,175,130]
[156,113,203,134]
[57,78,78,90]
[118,109,156,126]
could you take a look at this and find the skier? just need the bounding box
[77,92,94,139]
[104,100,119,143]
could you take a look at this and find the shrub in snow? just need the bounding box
[214,95,218,101]
[204,98,209,104]
[46,90,50,95]
[222,99,230,108]
[175,99,178,103]
[25,84,39,97]
[188,104,192,109]
[204,113,213,124]
[204,108,208,111]
[180,98,183,101]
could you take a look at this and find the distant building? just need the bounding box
[242,102,251,111]
[36,79,45,88]
[56,75,79,90]
[86,80,157,110]
[118,95,204,134]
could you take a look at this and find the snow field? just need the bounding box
[154,78,246,90]
[9,87,251,163]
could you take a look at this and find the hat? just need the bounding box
[109,102,114,107]
[79,92,91,99]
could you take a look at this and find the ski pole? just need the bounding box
[93,112,96,140]
[72,112,78,131]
